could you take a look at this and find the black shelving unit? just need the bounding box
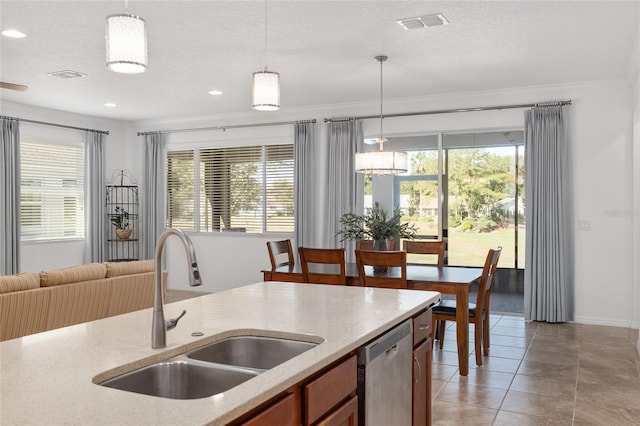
[106,170,139,262]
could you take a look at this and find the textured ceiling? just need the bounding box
[1,1,638,121]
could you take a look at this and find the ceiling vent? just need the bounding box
[47,70,87,79]
[396,13,449,30]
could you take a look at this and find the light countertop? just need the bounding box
[0,281,440,425]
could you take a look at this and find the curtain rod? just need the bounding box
[137,118,317,136]
[323,100,572,122]
[0,115,110,135]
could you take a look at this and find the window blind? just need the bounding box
[166,144,294,233]
[20,141,85,240]
[167,150,195,230]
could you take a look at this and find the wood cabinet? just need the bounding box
[234,355,357,426]
[316,395,358,426]
[412,308,433,426]
[239,392,298,426]
[234,308,432,426]
[304,355,357,425]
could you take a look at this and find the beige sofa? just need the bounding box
[0,260,166,342]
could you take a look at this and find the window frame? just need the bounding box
[165,140,295,235]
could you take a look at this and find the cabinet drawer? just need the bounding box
[240,392,297,426]
[316,394,358,426]
[304,355,357,425]
[413,309,432,347]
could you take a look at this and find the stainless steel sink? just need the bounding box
[97,334,319,399]
[99,357,258,399]
[187,335,318,370]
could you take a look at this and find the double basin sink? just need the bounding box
[98,335,319,399]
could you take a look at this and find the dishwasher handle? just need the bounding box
[358,319,412,364]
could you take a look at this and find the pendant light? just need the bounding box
[105,1,147,74]
[355,56,408,175]
[252,0,280,111]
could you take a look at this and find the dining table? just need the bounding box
[262,262,483,376]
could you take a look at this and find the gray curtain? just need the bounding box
[0,118,20,274]
[142,132,166,260]
[524,105,573,322]
[294,121,316,252]
[325,120,364,260]
[84,130,106,263]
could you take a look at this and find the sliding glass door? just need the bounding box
[386,131,524,271]
[444,142,524,269]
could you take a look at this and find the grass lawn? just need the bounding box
[407,223,525,268]
[448,226,525,268]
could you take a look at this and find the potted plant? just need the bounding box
[110,206,132,239]
[336,203,417,250]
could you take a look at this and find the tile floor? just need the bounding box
[431,314,640,425]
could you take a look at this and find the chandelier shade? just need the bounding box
[355,55,407,175]
[252,69,280,111]
[355,150,408,175]
[106,14,147,74]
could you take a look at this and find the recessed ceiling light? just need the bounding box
[208,90,223,96]
[2,29,27,38]
[104,103,117,107]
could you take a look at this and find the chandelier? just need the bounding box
[355,56,407,175]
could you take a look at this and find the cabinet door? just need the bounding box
[304,355,357,425]
[413,308,432,347]
[316,395,358,426]
[412,338,431,426]
[240,392,297,426]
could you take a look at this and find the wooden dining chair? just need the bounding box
[298,247,346,285]
[403,240,446,267]
[355,250,407,289]
[356,239,396,250]
[431,246,502,366]
[266,239,295,270]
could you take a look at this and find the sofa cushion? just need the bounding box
[40,263,107,287]
[0,272,40,294]
[105,259,154,278]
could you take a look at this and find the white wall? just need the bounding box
[634,77,640,351]
[4,79,638,329]
[630,14,640,353]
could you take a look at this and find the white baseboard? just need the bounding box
[573,315,634,329]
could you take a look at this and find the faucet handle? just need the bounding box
[166,309,187,331]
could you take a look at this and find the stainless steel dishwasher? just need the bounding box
[357,319,413,426]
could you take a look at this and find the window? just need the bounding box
[20,142,85,240]
[167,144,294,233]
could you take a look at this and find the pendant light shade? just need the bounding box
[252,0,280,111]
[252,69,280,111]
[106,14,147,74]
[355,149,408,175]
[355,55,407,175]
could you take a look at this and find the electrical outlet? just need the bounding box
[578,220,591,231]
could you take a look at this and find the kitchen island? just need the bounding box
[0,281,440,425]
